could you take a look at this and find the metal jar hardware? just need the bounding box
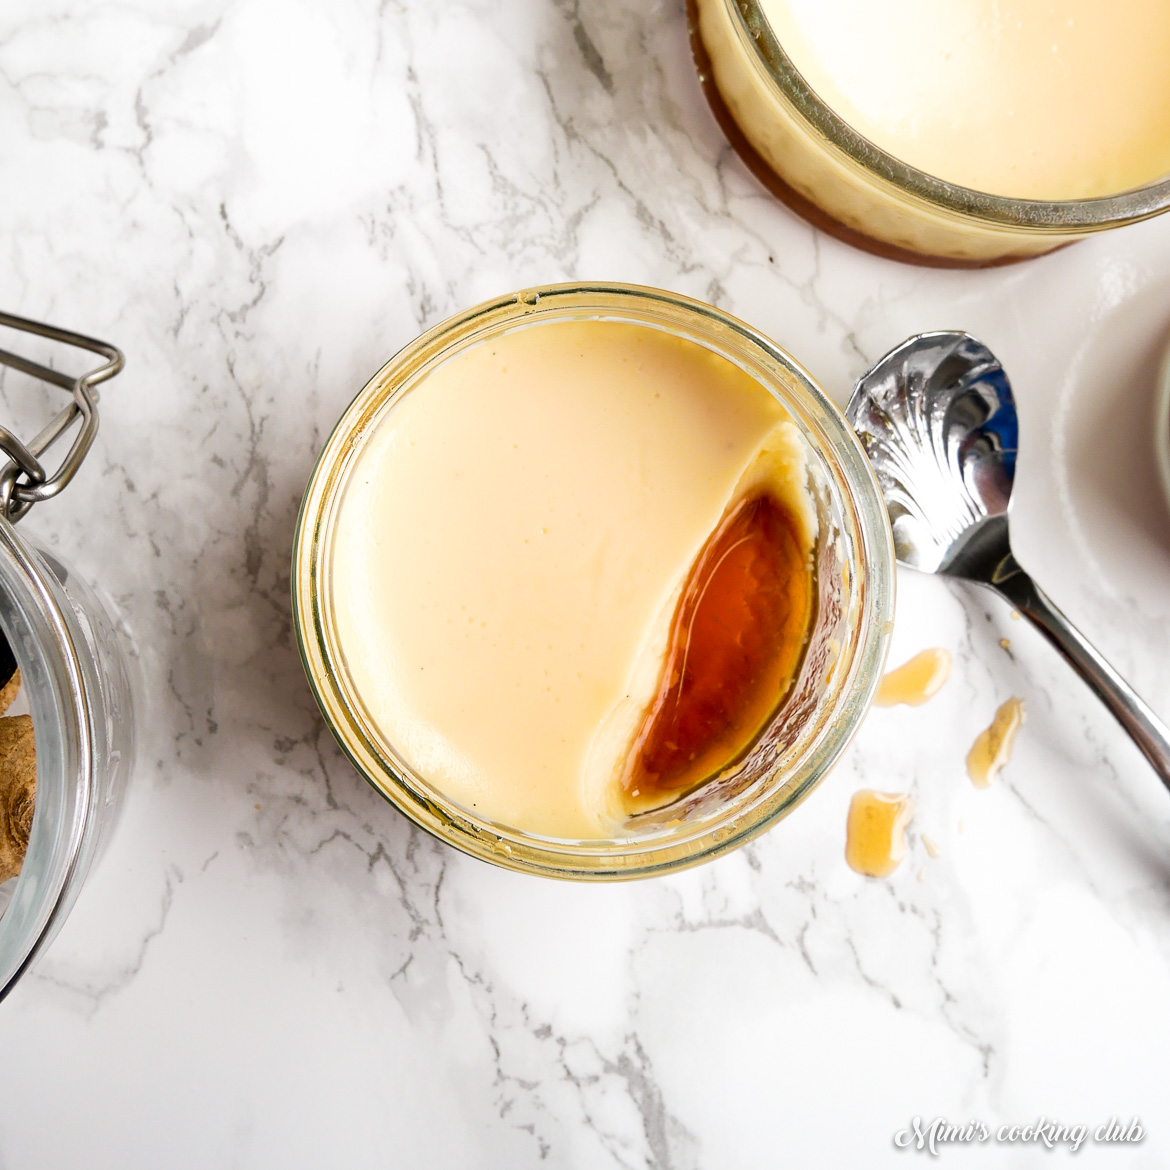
[0,310,124,522]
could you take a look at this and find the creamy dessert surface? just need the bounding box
[759,0,1170,199]
[330,319,817,839]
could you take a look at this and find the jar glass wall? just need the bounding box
[0,518,136,999]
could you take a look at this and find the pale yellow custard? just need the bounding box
[759,0,1170,200]
[330,319,817,839]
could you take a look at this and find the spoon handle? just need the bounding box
[991,566,1170,794]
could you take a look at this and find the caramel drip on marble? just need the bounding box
[967,698,1025,787]
[845,789,915,878]
[874,648,952,707]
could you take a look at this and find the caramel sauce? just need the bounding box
[845,789,915,878]
[967,697,1025,787]
[874,648,952,707]
[622,491,814,809]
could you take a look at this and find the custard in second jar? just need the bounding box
[694,0,1170,261]
[330,318,817,839]
[760,0,1170,200]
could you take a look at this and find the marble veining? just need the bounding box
[1,0,1170,1166]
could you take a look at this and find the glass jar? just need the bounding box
[293,283,895,879]
[0,525,135,997]
[691,0,1170,265]
[0,312,135,999]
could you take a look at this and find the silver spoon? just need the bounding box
[848,331,1170,794]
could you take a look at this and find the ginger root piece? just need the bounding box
[0,668,20,717]
[0,714,36,884]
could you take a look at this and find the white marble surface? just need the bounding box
[2,1,1170,1166]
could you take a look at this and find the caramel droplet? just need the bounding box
[874,648,952,707]
[967,697,1025,787]
[845,789,915,878]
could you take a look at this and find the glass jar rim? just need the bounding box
[724,0,1170,231]
[292,283,896,879]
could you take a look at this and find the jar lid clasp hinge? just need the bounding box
[0,311,125,523]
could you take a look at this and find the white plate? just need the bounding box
[1158,334,1170,513]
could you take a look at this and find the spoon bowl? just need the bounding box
[847,332,1016,573]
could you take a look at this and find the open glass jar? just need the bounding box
[294,284,895,879]
[0,313,135,1000]
[691,0,1170,265]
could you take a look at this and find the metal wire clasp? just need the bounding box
[0,311,124,523]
